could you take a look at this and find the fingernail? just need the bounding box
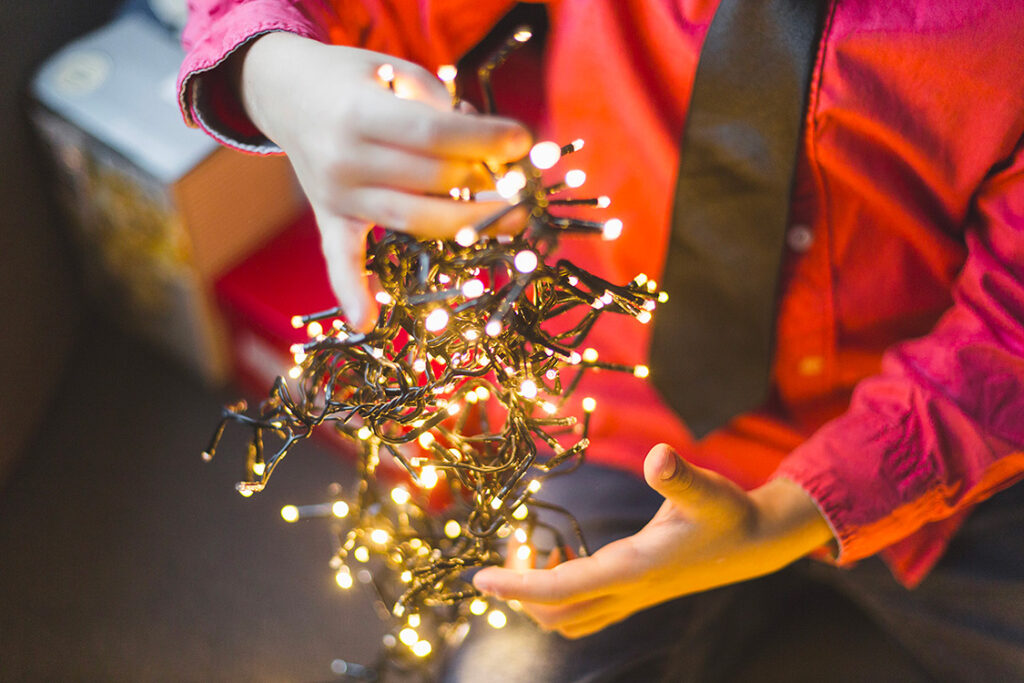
[660,451,679,481]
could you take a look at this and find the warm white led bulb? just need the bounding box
[280,505,299,523]
[602,218,623,240]
[519,379,538,399]
[513,250,538,273]
[529,141,562,169]
[496,169,527,198]
[582,396,597,413]
[564,169,587,187]
[391,487,411,505]
[462,279,485,298]
[425,308,449,332]
[332,501,350,518]
[455,226,477,246]
[436,64,457,82]
[485,320,502,337]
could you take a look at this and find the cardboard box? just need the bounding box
[30,14,302,383]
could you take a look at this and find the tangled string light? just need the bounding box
[203,27,666,680]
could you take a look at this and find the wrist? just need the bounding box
[750,477,834,567]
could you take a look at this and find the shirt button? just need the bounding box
[787,224,814,253]
[797,355,825,376]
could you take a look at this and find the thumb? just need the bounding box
[643,444,735,515]
[314,211,376,333]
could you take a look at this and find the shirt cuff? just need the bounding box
[177,1,331,154]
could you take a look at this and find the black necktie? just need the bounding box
[649,0,828,438]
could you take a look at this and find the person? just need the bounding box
[178,1,1024,679]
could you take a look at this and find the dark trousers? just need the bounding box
[442,463,1024,682]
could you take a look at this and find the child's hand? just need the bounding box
[236,32,532,330]
[473,444,834,638]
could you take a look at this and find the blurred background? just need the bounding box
[0,2,924,680]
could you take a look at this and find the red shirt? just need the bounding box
[178,0,1024,587]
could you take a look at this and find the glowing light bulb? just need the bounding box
[582,348,599,363]
[635,273,649,286]
[602,218,623,240]
[377,63,395,84]
[564,169,586,188]
[597,195,611,208]
[446,403,460,416]
[644,300,657,311]
[513,250,538,273]
[455,227,477,246]
[238,488,254,498]
[464,329,479,341]
[545,369,558,380]
[370,529,390,545]
[512,504,529,520]
[400,571,412,583]
[569,352,582,365]
[496,169,527,198]
[420,466,439,489]
[461,279,485,298]
[391,487,411,505]
[514,528,528,543]
[357,426,372,440]
[542,401,557,415]
[647,280,658,292]
[444,520,461,538]
[572,138,585,151]
[516,544,532,561]
[280,505,299,523]
[514,29,532,42]
[527,479,542,493]
[475,387,490,401]
[470,598,488,615]
[335,568,353,589]
[306,321,323,337]
[354,546,370,563]
[375,291,393,305]
[413,358,427,373]
[252,462,266,476]
[436,64,457,83]
[529,141,562,169]
[425,308,449,332]
[637,310,652,324]
[417,432,435,448]
[519,379,538,399]
[288,366,302,379]
[332,501,350,518]
[290,315,304,329]
[408,614,421,628]
[485,320,502,337]
[399,628,419,646]
[490,497,503,510]
[412,640,432,657]
[658,291,670,303]
[633,365,650,378]
[487,610,507,629]
[582,396,597,413]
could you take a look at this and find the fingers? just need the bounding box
[338,189,528,238]
[360,95,532,164]
[344,144,494,195]
[642,444,732,514]
[314,212,375,332]
[474,540,637,604]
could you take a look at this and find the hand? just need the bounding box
[233,32,532,330]
[473,444,834,639]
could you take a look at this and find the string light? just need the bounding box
[202,23,667,680]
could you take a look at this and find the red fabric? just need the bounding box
[178,0,1024,587]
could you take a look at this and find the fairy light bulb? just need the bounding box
[582,396,597,413]
[412,640,432,657]
[487,610,507,629]
[391,487,411,505]
[514,28,532,42]
[512,504,529,520]
[470,598,488,615]
[332,501,350,518]
[408,614,421,628]
[425,308,449,332]
[514,250,538,273]
[306,321,323,338]
[444,520,461,538]
[288,366,302,379]
[582,348,599,363]
[602,218,623,240]
[252,462,266,477]
[420,466,439,489]
[353,546,370,563]
[516,545,532,561]
[564,169,587,188]
[377,63,395,84]
[375,292,393,305]
[637,310,652,324]
[357,426,372,440]
[290,315,303,329]
[572,138,585,151]
[455,227,477,246]
[280,505,299,523]
[370,529,390,545]
[417,432,435,448]
[519,379,538,399]
[496,169,527,198]
[475,387,490,401]
[527,479,542,493]
[485,320,502,337]
[513,528,528,543]
[529,141,562,169]
[597,195,611,208]
[399,628,419,646]
[462,279,485,298]
[335,568,353,589]
[633,365,650,378]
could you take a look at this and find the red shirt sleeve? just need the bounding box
[177,0,517,153]
[772,137,1024,584]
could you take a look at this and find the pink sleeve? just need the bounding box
[177,0,517,153]
[773,137,1024,574]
